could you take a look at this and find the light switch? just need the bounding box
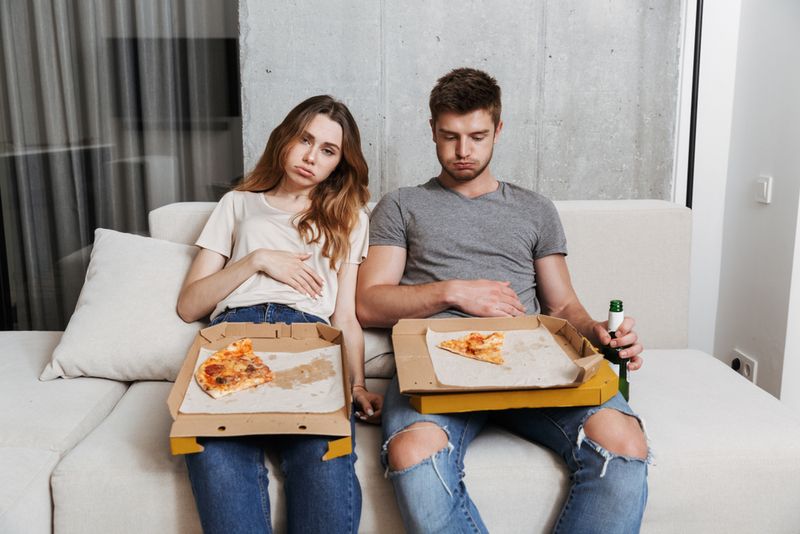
[756,175,773,204]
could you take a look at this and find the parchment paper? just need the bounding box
[179,345,345,414]
[425,327,580,388]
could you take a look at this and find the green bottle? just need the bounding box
[604,299,630,400]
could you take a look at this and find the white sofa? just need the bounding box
[4,199,800,533]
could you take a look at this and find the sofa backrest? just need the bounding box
[150,199,690,349]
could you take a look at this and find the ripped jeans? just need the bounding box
[381,374,649,534]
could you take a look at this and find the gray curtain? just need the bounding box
[0,0,241,330]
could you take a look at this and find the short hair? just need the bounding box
[429,68,502,126]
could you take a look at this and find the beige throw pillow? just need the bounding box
[40,229,203,381]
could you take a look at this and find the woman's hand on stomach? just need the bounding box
[252,249,324,298]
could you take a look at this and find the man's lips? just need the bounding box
[295,166,315,177]
[452,162,475,169]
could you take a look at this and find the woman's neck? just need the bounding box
[265,182,313,213]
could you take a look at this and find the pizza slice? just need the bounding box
[195,338,275,399]
[437,331,506,365]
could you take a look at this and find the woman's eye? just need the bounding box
[322,148,335,156]
[301,137,310,145]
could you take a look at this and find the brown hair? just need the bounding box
[237,95,369,269]
[429,67,502,126]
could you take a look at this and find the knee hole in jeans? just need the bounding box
[387,422,449,471]
[583,408,648,459]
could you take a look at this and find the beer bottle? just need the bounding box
[605,299,630,400]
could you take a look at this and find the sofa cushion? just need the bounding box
[363,327,395,378]
[0,331,127,452]
[0,447,59,534]
[40,229,204,382]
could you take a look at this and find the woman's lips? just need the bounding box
[295,166,315,177]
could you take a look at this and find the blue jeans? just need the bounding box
[186,303,361,534]
[381,375,650,534]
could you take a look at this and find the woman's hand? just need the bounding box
[252,249,324,298]
[352,384,383,424]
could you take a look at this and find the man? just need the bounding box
[356,68,649,533]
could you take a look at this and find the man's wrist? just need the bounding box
[439,280,459,309]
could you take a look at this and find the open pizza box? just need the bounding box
[393,315,618,414]
[167,321,352,460]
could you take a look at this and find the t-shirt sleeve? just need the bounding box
[346,209,370,264]
[368,189,407,248]
[533,198,568,259]
[195,191,237,258]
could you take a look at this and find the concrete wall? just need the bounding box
[240,0,682,200]
[713,0,800,397]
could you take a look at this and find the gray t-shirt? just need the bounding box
[369,178,568,318]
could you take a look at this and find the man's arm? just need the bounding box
[534,254,643,369]
[356,245,526,328]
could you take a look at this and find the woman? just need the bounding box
[177,95,382,534]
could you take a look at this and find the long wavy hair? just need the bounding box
[237,95,370,269]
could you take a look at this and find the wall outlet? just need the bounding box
[731,349,758,383]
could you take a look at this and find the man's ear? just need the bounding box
[430,118,436,142]
[494,119,504,144]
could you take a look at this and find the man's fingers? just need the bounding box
[625,354,644,371]
[619,343,643,360]
[499,293,525,313]
[611,330,638,349]
[617,316,636,335]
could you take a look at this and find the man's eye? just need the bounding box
[472,136,485,142]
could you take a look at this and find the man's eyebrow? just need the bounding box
[437,128,491,135]
[301,130,340,151]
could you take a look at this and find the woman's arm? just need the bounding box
[177,248,325,323]
[331,262,383,423]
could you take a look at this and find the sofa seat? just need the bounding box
[634,349,800,533]
[51,382,203,534]
[0,331,129,532]
[0,448,59,533]
[48,347,800,533]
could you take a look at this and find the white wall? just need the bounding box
[687,0,742,354]
[782,199,800,409]
[712,0,800,397]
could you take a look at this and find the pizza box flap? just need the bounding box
[168,321,351,438]
[393,314,603,394]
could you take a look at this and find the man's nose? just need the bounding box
[455,137,470,158]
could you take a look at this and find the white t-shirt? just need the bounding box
[196,190,369,321]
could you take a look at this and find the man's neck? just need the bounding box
[436,169,499,198]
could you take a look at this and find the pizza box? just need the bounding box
[393,314,616,413]
[167,321,352,460]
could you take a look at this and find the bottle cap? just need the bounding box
[609,299,623,312]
